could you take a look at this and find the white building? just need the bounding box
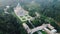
[14,3,33,22]
[4,5,10,14]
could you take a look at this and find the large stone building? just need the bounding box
[14,3,33,22]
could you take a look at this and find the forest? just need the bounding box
[0,0,60,34]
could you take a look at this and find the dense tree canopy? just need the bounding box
[0,11,27,34]
[0,0,60,34]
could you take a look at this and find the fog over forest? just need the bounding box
[0,0,60,34]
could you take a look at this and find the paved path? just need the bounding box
[23,23,47,34]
